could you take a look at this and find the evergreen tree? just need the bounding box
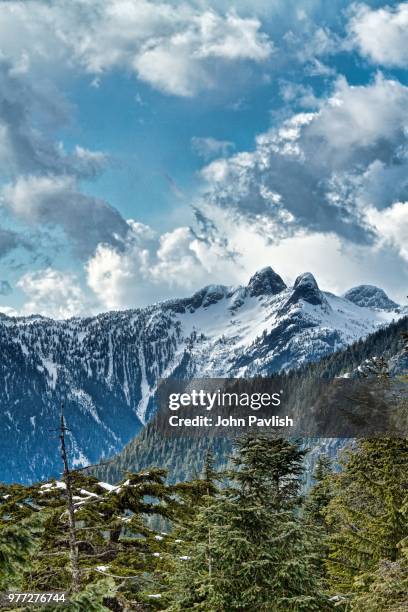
[0,469,176,609]
[325,437,408,596]
[0,515,40,591]
[164,436,330,611]
[325,350,408,599]
[352,556,408,611]
[304,455,334,590]
[305,455,333,529]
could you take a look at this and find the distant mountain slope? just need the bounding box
[0,267,405,484]
[94,317,408,486]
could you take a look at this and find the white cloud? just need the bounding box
[279,81,320,108]
[200,74,408,245]
[190,206,408,302]
[306,74,408,156]
[9,203,407,315]
[0,1,273,270]
[17,268,89,319]
[0,1,273,97]
[368,201,408,262]
[0,305,19,317]
[85,220,239,309]
[0,61,108,178]
[349,3,408,67]
[0,60,121,256]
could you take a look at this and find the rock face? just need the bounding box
[247,267,287,297]
[288,273,326,306]
[344,285,399,311]
[0,268,404,484]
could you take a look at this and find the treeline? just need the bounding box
[1,435,407,610]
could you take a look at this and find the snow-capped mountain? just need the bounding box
[0,267,404,483]
[343,285,400,311]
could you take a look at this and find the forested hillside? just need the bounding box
[94,317,408,485]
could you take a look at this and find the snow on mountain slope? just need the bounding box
[0,267,404,483]
[343,285,399,311]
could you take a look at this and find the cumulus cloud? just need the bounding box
[17,268,90,319]
[86,207,405,307]
[349,2,408,67]
[1,175,129,256]
[86,220,239,309]
[200,74,408,245]
[0,2,272,264]
[368,201,408,262]
[0,0,273,97]
[279,81,320,108]
[9,202,408,315]
[0,0,406,316]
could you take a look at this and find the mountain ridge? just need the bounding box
[93,315,408,486]
[0,267,405,484]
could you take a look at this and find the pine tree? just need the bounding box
[164,436,330,611]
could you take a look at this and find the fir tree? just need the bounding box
[304,455,334,590]
[0,467,177,609]
[305,455,333,528]
[164,436,330,611]
[325,437,408,596]
[352,556,408,611]
[0,516,39,591]
[325,352,408,598]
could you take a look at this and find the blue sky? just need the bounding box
[0,0,407,317]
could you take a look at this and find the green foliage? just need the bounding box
[67,578,116,611]
[325,437,408,596]
[164,437,330,611]
[324,350,408,601]
[0,515,43,590]
[352,554,408,611]
[304,455,334,591]
[305,455,334,528]
[0,469,178,609]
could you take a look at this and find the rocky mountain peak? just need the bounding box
[289,272,325,306]
[343,285,399,311]
[247,267,287,297]
[189,285,228,309]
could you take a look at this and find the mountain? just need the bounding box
[343,285,399,310]
[0,267,404,484]
[94,316,408,487]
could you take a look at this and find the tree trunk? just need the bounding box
[59,410,80,593]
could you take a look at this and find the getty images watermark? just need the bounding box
[167,389,293,429]
[156,377,408,438]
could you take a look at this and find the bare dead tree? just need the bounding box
[59,405,80,593]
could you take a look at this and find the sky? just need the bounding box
[0,0,407,318]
